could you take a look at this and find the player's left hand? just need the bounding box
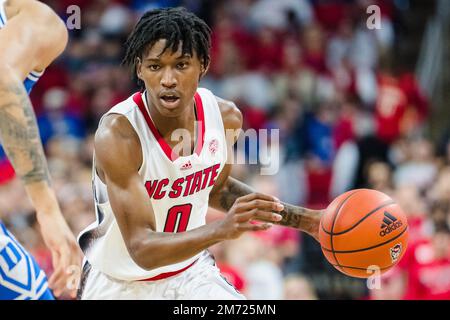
[36,210,83,299]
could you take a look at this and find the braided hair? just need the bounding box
[123,7,212,89]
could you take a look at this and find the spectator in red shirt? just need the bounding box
[375,68,408,143]
[401,224,450,300]
[313,0,350,32]
[302,23,329,75]
[375,56,429,144]
[250,27,283,73]
[210,8,253,77]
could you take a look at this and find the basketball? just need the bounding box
[319,189,409,278]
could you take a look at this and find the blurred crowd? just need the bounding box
[0,0,449,300]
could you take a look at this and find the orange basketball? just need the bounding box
[319,189,409,278]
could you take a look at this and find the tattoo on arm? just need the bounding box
[0,78,50,185]
[277,205,306,228]
[214,177,309,229]
[218,177,252,211]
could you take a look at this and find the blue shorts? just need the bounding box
[0,221,54,300]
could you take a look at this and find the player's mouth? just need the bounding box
[159,93,181,109]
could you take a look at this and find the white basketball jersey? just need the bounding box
[78,88,228,281]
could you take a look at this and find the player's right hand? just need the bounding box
[216,193,284,240]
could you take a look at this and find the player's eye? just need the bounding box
[176,62,189,70]
[148,64,160,71]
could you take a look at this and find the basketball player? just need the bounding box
[78,7,322,299]
[0,0,81,299]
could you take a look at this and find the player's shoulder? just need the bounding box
[96,95,141,144]
[14,0,67,33]
[12,0,60,19]
[197,88,242,132]
[97,113,135,141]
[3,0,68,64]
[94,111,142,171]
[217,97,242,132]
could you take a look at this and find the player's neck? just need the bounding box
[145,91,196,139]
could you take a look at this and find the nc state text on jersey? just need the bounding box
[145,163,221,199]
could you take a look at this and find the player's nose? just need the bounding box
[160,68,177,88]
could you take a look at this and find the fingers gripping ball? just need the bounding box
[319,189,409,278]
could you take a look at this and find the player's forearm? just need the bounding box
[129,221,225,270]
[209,176,319,233]
[0,66,50,186]
[26,183,61,216]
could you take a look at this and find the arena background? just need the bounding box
[0,0,449,300]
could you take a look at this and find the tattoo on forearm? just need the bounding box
[216,178,307,229]
[277,205,305,228]
[0,79,50,184]
[218,178,251,210]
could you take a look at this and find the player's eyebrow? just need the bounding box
[144,58,162,62]
[144,53,192,62]
[175,54,192,59]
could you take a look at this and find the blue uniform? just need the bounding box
[0,222,53,300]
[0,0,54,300]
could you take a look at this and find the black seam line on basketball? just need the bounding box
[321,200,396,236]
[322,226,408,254]
[331,264,392,271]
[330,190,361,271]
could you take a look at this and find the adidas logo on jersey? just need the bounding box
[379,211,403,237]
[180,161,192,170]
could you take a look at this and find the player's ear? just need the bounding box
[136,57,143,80]
[199,59,210,79]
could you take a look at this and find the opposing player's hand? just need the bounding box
[36,210,83,299]
[216,193,284,240]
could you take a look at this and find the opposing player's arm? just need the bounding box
[0,0,68,196]
[208,96,323,241]
[0,0,68,77]
[95,114,280,270]
[0,1,80,298]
